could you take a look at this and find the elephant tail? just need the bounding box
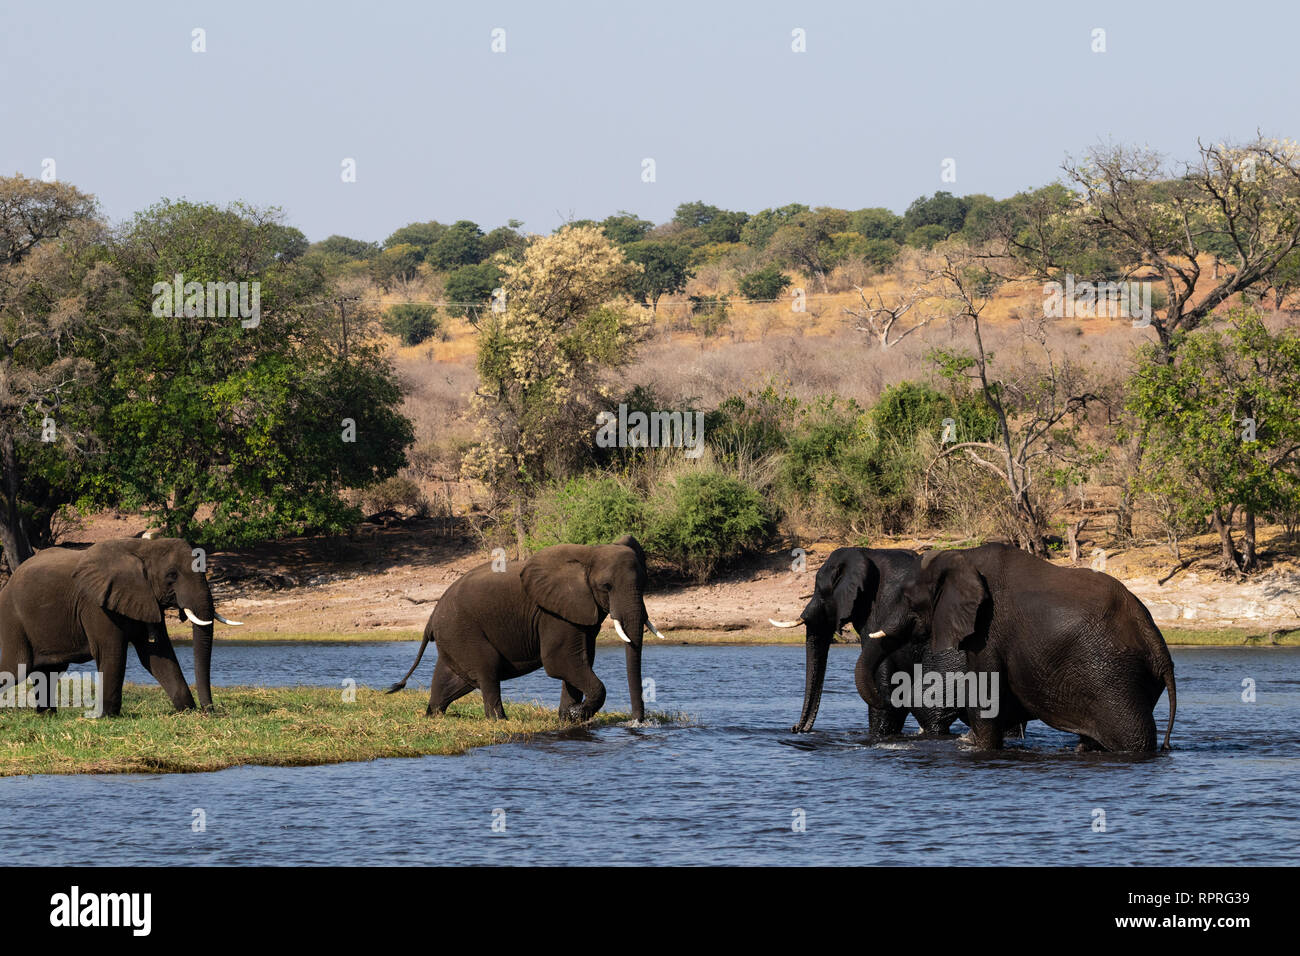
[386,617,435,693]
[1161,667,1176,752]
[1137,602,1177,750]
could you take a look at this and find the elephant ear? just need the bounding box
[72,545,162,623]
[521,546,600,626]
[930,553,988,653]
[611,534,646,570]
[828,549,879,627]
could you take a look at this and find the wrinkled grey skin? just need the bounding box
[790,548,958,736]
[903,544,1176,752]
[0,538,222,716]
[388,535,655,722]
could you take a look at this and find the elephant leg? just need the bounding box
[1082,708,1158,753]
[862,657,906,736]
[131,634,197,711]
[83,615,127,717]
[963,715,1005,750]
[559,681,584,715]
[0,640,32,704]
[478,677,507,720]
[32,669,61,713]
[1075,734,1104,752]
[426,659,475,716]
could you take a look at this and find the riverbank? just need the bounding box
[0,686,672,776]
[168,625,1300,646]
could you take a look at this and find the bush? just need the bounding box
[705,384,798,465]
[647,471,773,581]
[736,265,791,300]
[528,477,647,550]
[357,476,425,515]
[687,293,730,337]
[873,381,996,448]
[384,303,441,346]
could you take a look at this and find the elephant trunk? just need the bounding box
[857,633,888,709]
[794,626,831,732]
[624,641,644,722]
[188,582,216,710]
[613,599,647,721]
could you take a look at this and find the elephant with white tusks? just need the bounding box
[0,537,242,716]
[388,535,664,722]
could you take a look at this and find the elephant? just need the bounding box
[771,547,958,736]
[899,543,1177,752]
[0,537,242,716]
[387,535,664,722]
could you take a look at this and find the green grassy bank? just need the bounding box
[0,686,673,776]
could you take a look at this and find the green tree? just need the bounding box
[95,199,414,545]
[384,221,446,252]
[311,235,380,259]
[1128,309,1300,570]
[444,261,503,319]
[0,175,108,568]
[426,220,484,271]
[601,212,654,246]
[740,203,809,248]
[623,240,694,311]
[902,191,970,236]
[383,303,441,345]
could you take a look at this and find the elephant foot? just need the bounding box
[561,705,591,723]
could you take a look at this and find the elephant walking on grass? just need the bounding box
[772,547,958,736]
[902,544,1176,752]
[0,538,242,716]
[388,535,664,722]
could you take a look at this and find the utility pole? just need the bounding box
[335,294,360,363]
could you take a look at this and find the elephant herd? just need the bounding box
[0,534,1177,753]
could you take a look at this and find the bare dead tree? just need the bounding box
[842,248,940,348]
[1061,136,1300,353]
[922,245,1099,554]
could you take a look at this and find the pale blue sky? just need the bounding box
[3,0,1296,242]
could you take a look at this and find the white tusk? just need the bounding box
[646,619,666,640]
[867,630,886,640]
[769,619,803,628]
[612,619,632,644]
[214,612,244,626]
[183,608,213,626]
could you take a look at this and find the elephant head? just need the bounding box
[904,549,990,665]
[71,537,241,709]
[521,534,663,721]
[775,548,923,729]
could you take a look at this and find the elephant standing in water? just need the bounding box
[0,537,242,716]
[388,535,664,721]
[771,547,958,736]
[903,544,1176,752]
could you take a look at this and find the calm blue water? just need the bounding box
[1,643,1296,865]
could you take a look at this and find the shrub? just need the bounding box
[736,265,792,301]
[687,293,731,337]
[705,384,798,465]
[873,381,996,448]
[384,303,441,346]
[647,470,773,581]
[357,476,425,515]
[527,477,647,550]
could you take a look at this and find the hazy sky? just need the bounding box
[3,1,1296,242]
